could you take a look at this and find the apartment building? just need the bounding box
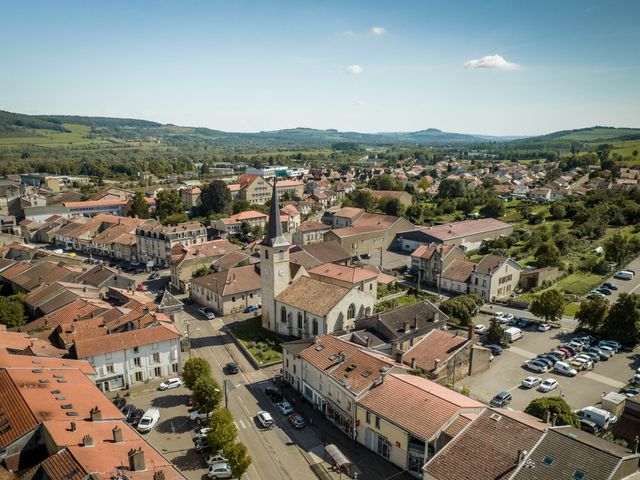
[136,220,207,267]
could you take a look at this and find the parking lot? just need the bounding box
[459,312,639,412]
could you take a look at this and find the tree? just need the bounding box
[129,191,150,219]
[223,441,252,479]
[530,289,565,324]
[438,293,483,327]
[182,357,211,390]
[199,180,232,216]
[161,212,189,225]
[457,198,474,216]
[207,408,238,453]
[575,296,609,334]
[417,177,432,191]
[534,242,562,268]
[381,198,405,217]
[549,203,566,220]
[240,221,251,238]
[232,199,251,214]
[192,376,223,414]
[485,318,507,345]
[603,233,629,267]
[604,293,640,344]
[438,179,465,198]
[156,189,185,220]
[368,174,403,191]
[479,198,505,218]
[0,294,26,328]
[525,397,579,427]
[344,190,376,211]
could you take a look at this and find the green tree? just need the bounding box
[382,198,406,217]
[129,191,150,219]
[603,233,629,267]
[604,293,640,344]
[438,179,465,198]
[223,441,252,479]
[530,289,565,324]
[207,408,238,453]
[182,357,211,390]
[232,199,251,214]
[524,397,579,427]
[344,190,376,211]
[549,203,566,220]
[161,212,189,225]
[192,376,223,414]
[575,296,609,334]
[485,318,507,345]
[192,265,214,278]
[458,198,474,216]
[0,294,26,328]
[240,221,251,238]
[199,180,232,216]
[534,242,562,268]
[479,198,505,218]
[156,189,185,220]
[368,174,403,191]
[439,293,483,327]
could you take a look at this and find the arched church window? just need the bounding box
[347,303,356,319]
[297,312,302,329]
[281,306,287,323]
[312,319,318,335]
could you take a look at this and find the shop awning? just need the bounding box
[325,444,352,469]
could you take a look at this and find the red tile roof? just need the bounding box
[63,199,128,208]
[275,276,352,317]
[441,259,476,283]
[329,350,395,395]
[297,335,361,371]
[191,264,261,297]
[403,330,469,372]
[308,262,377,284]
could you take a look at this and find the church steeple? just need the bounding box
[263,178,289,248]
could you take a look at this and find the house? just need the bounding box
[469,254,522,302]
[280,204,301,231]
[365,190,413,208]
[0,259,79,294]
[512,426,640,480]
[23,281,102,317]
[356,374,485,476]
[411,244,466,288]
[76,264,136,291]
[71,322,182,391]
[439,259,476,295]
[518,267,561,290]
[401,329,490,383]
[397,218,513,252]
[212,210,268,237]
[275,179,304,199]
[169,239,240,293]
[292,221,332,245]
[190,264,262,316]
[529,188,552,202]
[136,220,207,267]
[226,174,272,204]
[180,186,201,209]
[324,209,414,256]
[63,199,128,217]
[423,409,546,480]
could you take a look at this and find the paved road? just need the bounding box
[600,255,640,303]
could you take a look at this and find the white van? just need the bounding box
[613,271,633,280]
[576,406,617,429]
[554,361,577,377]
[137,408,160,433]
[505,327,523,342]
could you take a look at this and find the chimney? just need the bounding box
[71,323,77,334]
[517,450,527,465]
[403,320,409,333]
[434,358,441,371]
[70,421,76,432]
[411,357,417,369]
[90,406,102,421]
[542,410,551,424]
[112,425,123,443]
[128,447,146,471]
[433,312,440,323]
[82,434,94,447]
[551,413,558,426]
[343,374,350,387]
[153,472,166,480]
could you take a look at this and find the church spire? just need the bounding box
[263,178,289,248]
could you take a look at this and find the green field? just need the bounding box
[611,139,640,161]
[0,123,121,148]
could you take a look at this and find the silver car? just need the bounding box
[207,462,232,479]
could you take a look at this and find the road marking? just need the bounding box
[507,345,538,359]
[238,419,246,429]
[234,421,239,429]
[583,372,626,389]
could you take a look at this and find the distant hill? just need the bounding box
[0,110,637,151]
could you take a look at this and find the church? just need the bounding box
[261,183,375,338]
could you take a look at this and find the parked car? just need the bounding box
[581,351,600,363]
[190,410,212,422]
[576,406,617,429]
[207,462,232,479]
[588,290,606,299]
[257,411,274,429]
[598,345,616,357]
[525,360,548,373]
[493,312,514,324]
[159,378,183,391]
[521,376,542,389]
[244,305,259,313]
[620,386,640,397]
[126,408,144,426]
[137,408,160,433]
[602,282,618,291]
[554,361,578,377]
[587,347,610,360]
[489,391,512,408]
[199,308,216,320]
[195,438,211,453]
[538,323,551,332]
[534,356,554,369]
[515,318,532,328]
[205,454,228,466]
[486,344,503,355]
[566,341,584,352]
[473,324,487,335]
[289,413,305,429]
[538,379,559,392]
[112,396,126,410]
[613,271,634,280]
[538,355,558,366]
[596,287,613,296]
[265,387,283,402]
[551,349,569,360]
[599,340,621,351]
[579,419,601,434]
[225,362,239,374]
[277,401,294,415]
[121,403,136,416]
[195,427,211,438]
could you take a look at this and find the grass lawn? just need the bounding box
[564,303,580,317]
[0,123,123,148]
[230,316,283,366]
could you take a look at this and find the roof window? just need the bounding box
[573,471,586,480]
[361,371,372,378]
[542,455,555,465]
[61,404,73,409]
[65,412,78,417]
[346,364,357,372]
[51,389,61,394]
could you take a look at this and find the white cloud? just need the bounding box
[463,54,521,71]
[346,64,364,74]
[370,26,386,35]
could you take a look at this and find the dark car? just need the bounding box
[194,438,211,453]
[596,287,613,296]
[515,318,532,328]
[225,362,239,374]
[126,408,144,426]
[112,396,126,410]
[265,387,283,402]
[121,403,136,416]
[486,344,503,356]
[579,419,600,434]
[602,282,618,291]
[489,391,512,408]
[360,253,371,259]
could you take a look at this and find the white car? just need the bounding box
[277,401,294,415]
[158,378,183,391]
[257,410,274,429]
[199,307,216,320]
[493,312,514,324]
[525,360,548,373]
[473,324,487,335]
[206,454,228,466]
[538,323,551,332]
[538,378,559,392]
[207,462,232,479]
[521,376,542,389]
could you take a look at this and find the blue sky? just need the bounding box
[1,0,639,135]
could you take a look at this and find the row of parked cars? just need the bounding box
[112,396,160,433]
[258,386,306,430]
